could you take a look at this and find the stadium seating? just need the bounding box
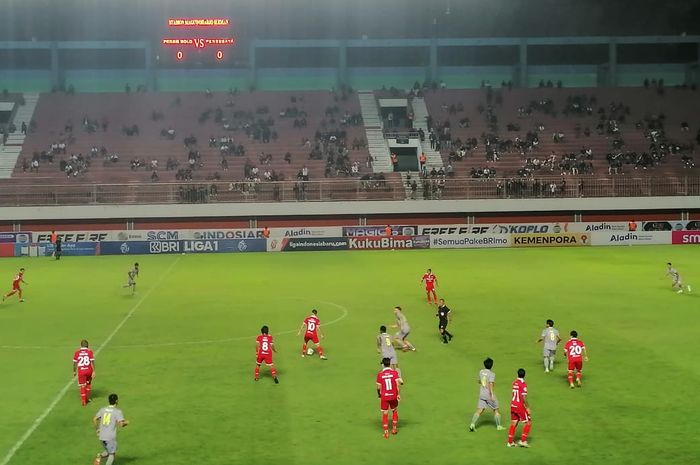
[12,90,371,184]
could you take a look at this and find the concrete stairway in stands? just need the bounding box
[411,96,444,169]
[0,144,22,178]
[399,171,423,200]
[1,93,40,178]
[358,91,392,173]
[5,93,39,146]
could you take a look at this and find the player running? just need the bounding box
[391,306,416,351]
[122,263,139,294]
[298,308,327,359]
[2,268,27,303]
[469,357,504,432]
[536,319,561,373]
[507,368,532,448]
[564,330,589,388]
[93,393,129,465]
[666,262,691,294]
[376,357,404,438]
[73,339,96,406]
[255,325,279,384]
[421,268,438,304]
[436,299,453,343]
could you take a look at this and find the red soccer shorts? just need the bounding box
[568,359,583,371]
[425,285,435,292]
[256,354,273,365]
[12,282,20,291]
[511,407,530,422]
[380,398,399,411]
[304,333,319,344]
[77,370,93,386]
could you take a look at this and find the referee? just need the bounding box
[436,299,453,343]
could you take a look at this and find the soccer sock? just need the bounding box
[543,357,549,370]
[317,345,324,356]
[494,413,502,427]
[382,413,389,432]
[442,333,448,343]
[392,410,398,428]
[80,386,87,404]
[567,371,574,385]
[270,367,278,379]
[576,371,582,383]
[444,330,452,338]
[426,293,431,303]
[549,358,554,370]
[301,343,307,354]
[507,424,516,443]
[521,423,531,441]
[254,366,260,379]
[105,454,115,465]
[86,383,91,400]
[470,413,480,427]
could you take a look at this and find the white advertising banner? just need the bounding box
[430,234,511,249]
[590,231,672,246]
[32,227,343,242]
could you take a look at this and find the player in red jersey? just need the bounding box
[563,330,589,388]
[255,325,279,384]
[73,339,96,406]
[507,368,531,448]
[2,268,27,303]
[298,308,327,359]
[376,357,404,438]
[421,268,438,304]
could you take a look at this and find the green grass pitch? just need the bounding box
[0,246,697,465]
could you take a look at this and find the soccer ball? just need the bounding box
[306,347,314,355]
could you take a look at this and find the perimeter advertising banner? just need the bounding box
[274,237,349,252]
[419,222,633,235]
[347,235,430,250]
[31,227,343,243]
[512,233,591,247]
[430,234,511,249]
[591,231,671,246]
[672,231,700,245]
[343,226,418,237]
[99,239,267,255]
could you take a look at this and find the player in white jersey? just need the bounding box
[536,319,561,372]
[122,263,139,294]
[469,357,504,432]
[666,262,691,294]
[391,306,416,352]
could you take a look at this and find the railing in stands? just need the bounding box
[0,176,698,206]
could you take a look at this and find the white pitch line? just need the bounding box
[0,256,181,465]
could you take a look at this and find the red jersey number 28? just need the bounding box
[77,356,91,367]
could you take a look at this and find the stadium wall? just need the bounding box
[0,197,697,222]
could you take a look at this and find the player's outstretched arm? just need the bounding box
[584,347,589,361]
[118,420,129,427]
[535,337,543,343]
[272,343,277,353]
[72,362,77,376]
[297,323,306,336]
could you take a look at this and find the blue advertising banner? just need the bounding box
[24,242,100,256]
[99,239,267,255]
[280,237,349,251]
[0,232,31,243]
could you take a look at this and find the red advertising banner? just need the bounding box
[672,231,700,245]
[347,235,430,250]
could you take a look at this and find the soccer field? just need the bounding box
[0,246,697,465]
